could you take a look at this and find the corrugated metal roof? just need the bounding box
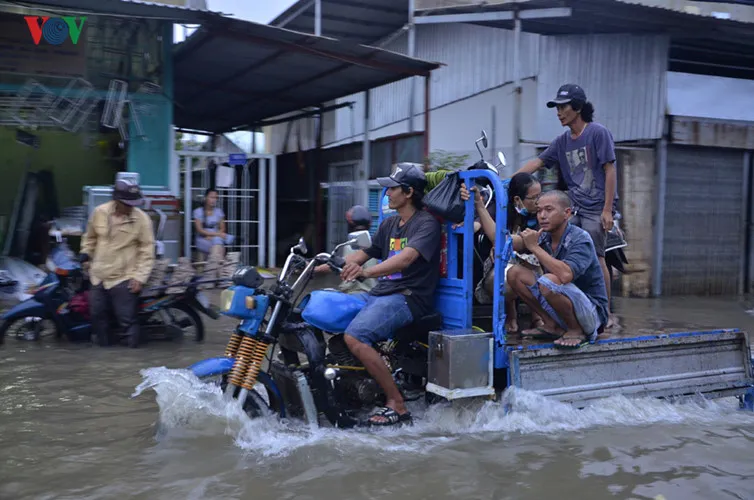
[414,0,754,79]
[173,15,441,133]
[0,0,216,20]
[270,0,408,44]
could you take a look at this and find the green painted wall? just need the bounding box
[0,127,118,216]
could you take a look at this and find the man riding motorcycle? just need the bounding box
[338,164,441,427]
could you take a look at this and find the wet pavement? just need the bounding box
[1,291,754,500]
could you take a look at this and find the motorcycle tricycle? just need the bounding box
[189,232,443,428]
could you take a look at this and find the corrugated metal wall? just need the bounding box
[662,145,745,295]
[535,34,669,143]
[330,23,540,144]
[266,30,670,152]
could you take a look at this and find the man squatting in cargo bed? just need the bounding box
[462,185,608,349]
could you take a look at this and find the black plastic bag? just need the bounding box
[424,171,465,224]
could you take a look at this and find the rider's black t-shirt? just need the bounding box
[364,210,441,319]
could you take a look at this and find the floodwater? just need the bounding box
[2,295,754,500]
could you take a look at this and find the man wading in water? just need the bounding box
[516,84,618,328]
[81,179,155,347]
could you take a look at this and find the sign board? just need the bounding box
[0,12,87,78]
[228,153,247,166]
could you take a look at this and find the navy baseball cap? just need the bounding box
[546,84,587,108]
[377,162,427,192]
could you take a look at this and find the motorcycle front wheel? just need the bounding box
[201,373,285,419]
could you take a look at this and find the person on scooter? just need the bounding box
[314,205,377,293]
[339,163,441,427]
[80,179,155,347]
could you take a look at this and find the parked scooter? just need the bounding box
[0,209,219,344]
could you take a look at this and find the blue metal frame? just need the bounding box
[377,169,512,369]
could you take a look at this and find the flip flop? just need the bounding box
[521,326,563,340]
[554,336,589,349]
[366,407,413,427]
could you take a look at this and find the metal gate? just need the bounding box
[663,145,745,295]
[177,151,277,268]
[325,161,358,252]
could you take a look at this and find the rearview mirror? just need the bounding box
[292,237,308,256]
[497,151,507,167]
[474,130,489,160]
[348,229,372,250]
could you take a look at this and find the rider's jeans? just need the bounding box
[345,293,413,345]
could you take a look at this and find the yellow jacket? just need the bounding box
[80,201,155,289]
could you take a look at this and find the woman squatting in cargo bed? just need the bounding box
[460,172,545,333]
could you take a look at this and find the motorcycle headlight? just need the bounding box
[220,286,263,319]
[220,289,235,313]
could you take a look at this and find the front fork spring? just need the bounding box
[224,332,243,357]
[227,336,269,390]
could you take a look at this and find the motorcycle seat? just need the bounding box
[395,311,443,344]
[412,312,443,332]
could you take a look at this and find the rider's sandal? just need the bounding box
[366,407,413,427]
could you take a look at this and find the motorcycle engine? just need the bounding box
[327,335,384,407]
[344,378,383,407]
[328,335,361,367]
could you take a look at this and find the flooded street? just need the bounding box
[2,296,754,500]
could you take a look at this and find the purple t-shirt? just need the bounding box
[539,122,617,214]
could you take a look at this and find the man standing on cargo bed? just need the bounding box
[80,179,155,347]
[515,83,618,328]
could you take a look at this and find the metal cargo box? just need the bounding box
[426,329,495,400]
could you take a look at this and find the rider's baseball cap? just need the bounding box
[546,83,587,108]
[377,162,427,192]
[113,179,144,207]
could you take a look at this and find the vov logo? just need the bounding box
[24,16,87,45]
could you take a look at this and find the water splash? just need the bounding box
[133,367,753,460]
